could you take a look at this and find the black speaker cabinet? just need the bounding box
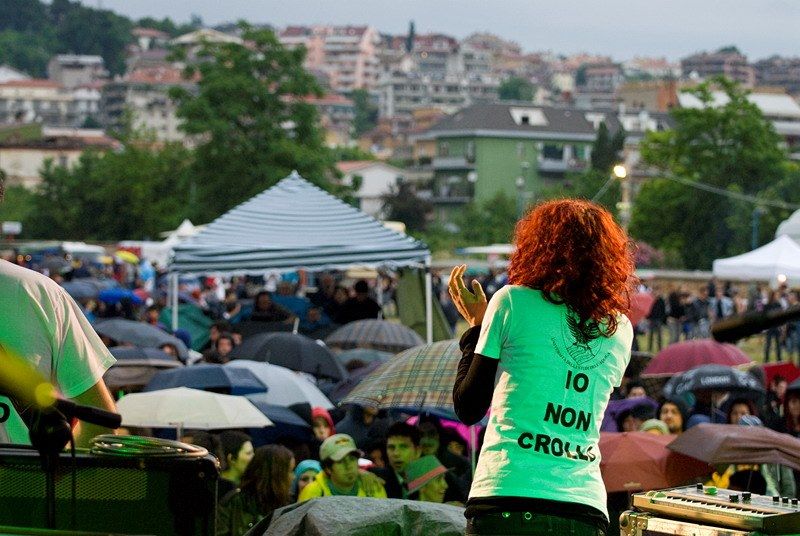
[0,445,218,535]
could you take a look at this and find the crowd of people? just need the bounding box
[642,281,800,362]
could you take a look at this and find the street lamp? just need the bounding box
[613,164,631,233]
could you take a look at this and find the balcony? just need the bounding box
[538,158,588,173]
[432,156,475,170]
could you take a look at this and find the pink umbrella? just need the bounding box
[629,292,655,325]
[641,339,751,377]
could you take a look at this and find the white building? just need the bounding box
[0,79,101,127]
[378,70,499,118]
[47,55,108,89]
[336,160,407,218]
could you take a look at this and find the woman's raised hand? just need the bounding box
[448,264,488,327]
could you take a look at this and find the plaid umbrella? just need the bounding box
[342,339,460,416]
[326,319,424,353]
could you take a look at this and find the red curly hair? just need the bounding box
[508,199,634,339]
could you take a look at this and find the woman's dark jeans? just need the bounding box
[466,511,606,535]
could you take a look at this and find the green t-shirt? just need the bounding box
[471,285,632,519]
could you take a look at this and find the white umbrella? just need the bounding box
[224,361,333,409]
[117,387,273,437]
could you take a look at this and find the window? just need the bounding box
[58,155,69,167]
[466,141,475,163]
[542,144,563,160]
[439,142,449,157]
[516,142,525,157]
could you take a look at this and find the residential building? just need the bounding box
[335,160,407,217]
[419,102,597,221]
[47,55,108,89]
[0,124,119,188]
[378,70,499,118]
[131,27,170,52]
[575,63,623,109]
[0,79,101,127]
[680,49,755,87]
[0,65,30,84]
[622,57,680,80]
[323,26,381,91]
[753,56,800,96]
[100,66,195,142]
[616,80,679,112]
[279,26,327,72]
[304,93,355,146]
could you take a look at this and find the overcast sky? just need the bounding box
[94,0,799,61]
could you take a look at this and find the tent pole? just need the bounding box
[469,424,477,476]
[170,272,179,332]
[424,256,433,344]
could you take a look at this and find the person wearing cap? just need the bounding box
[638,419,669,435]
[298,433,387,501]
[406,455,449,504]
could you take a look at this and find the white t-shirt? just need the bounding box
[0,261,116,444]
[470,285,632,520]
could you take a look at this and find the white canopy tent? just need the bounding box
[776,208,800,244]
[168,172,434,342]
[712,235,800,287]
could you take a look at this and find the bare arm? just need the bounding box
[71,379,118,448]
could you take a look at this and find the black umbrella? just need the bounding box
[144,363,267,395]
[663,364,765,399]
[229,332,347,381]
[94,318,189,361]
[328,360,385,404]
[62,280,100,301]
[104,346,183,392]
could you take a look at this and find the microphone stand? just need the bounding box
[18,399,121,529]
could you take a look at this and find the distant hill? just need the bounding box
[0,0,200,77]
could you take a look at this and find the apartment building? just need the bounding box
[378,70,499,118]
[754,56,800,96]
[681,49,755,87]
[47,55,108,89]
[101,66,195,142]
[0,79,101,127]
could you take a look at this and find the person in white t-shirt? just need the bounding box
[449,199,635,536]
[0,178,117,446]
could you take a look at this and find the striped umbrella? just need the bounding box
[342,339,460,416]
[326,319,424,353]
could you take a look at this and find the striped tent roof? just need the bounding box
[170,172,430,274]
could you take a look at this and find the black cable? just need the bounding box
[89,435,208,458]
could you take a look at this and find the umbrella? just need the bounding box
[779,366,800,393]
[599,431,711,492]
[629,292,655,325]
[265,496,466,536]
[94,319,189,361]
[244,393,313,445]
[224,360,333,409]
[662,364,765,400]
[98,288,144,306]
[144,363,267,395]
[642,340,752,377]
[61,280,100,300]
[115,250,139,264]
[325,319,424,353]
[229,332,347,382]
[668,423,800,472]
[328,360,386,404]
[104,346,183,391]
[342,339,461,417]
[116,387,272,433]
[601,397,660,432]
[335,348,393,367]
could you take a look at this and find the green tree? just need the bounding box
[170,24,339,222]
[455,192,517,245]
[631,77,792,269]
[53,1,132,75]
[590,122,625,173]
[0,30,54,77]
[352,88,378,137]
[382,180,432,233]
[0,185,37,237]
[26,141,194,240]
[498,77,535,102]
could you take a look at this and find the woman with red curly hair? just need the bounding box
[450,199,635,536]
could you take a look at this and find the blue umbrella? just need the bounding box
[245,393,313,445]
[98,288,144,306]
[62,280,100,300]
[144,363,267,395]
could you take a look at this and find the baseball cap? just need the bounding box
[319,433,363,462]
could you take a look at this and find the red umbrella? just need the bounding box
[599,431,711,492]
[628,292,655,325]
[762,361,800,387]
[641,339,751,377]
